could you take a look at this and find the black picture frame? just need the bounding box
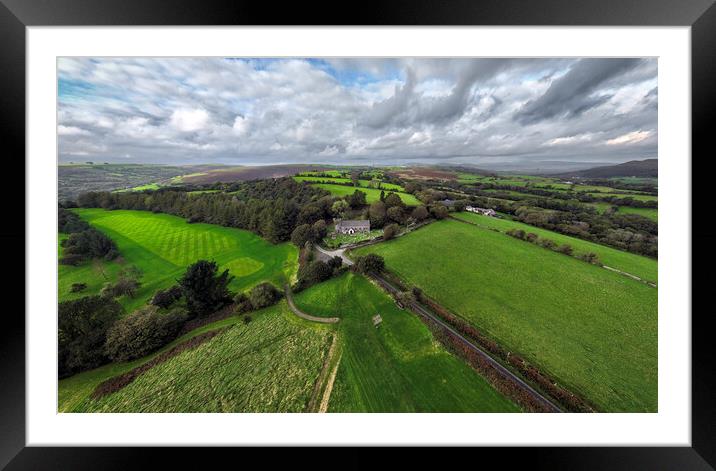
[2,0,714,468]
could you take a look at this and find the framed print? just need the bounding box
[2,0,715,467]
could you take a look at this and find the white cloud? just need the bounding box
[58,125,91,136]
[170,108,209,132]
[57,57,657,165]
[606,130,652,146]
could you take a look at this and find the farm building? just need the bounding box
[466,206,497,217]
[335,219,371,235]
[440,199,456,208]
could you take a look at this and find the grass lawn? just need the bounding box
[354,219,657,412]
[452,212,657,282]
[61,209,298,312]
[312,183,420,206]
[68,302,332,413]
[293,273,519,412]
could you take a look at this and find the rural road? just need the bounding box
[369,272,563,413]
[315,245,354,266]
[284,285,340,324]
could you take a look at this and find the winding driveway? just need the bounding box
[284,284,340,324]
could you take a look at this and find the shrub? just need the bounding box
[383,223,399,240]
[327,256,343,271]
[234,292,253,313]
[578,252,602,266]
[538,238,557,250]
[353,254,385,274]
[70,283,87,293]
[104,306,188,362]
[525,232,539,243]
[556,244,574,255]
[247,282,282,310]
[243,315,252,325]
[59,253,84,266]
[150,285,183,309]
[58,295,123,378]
[506,229,526,240]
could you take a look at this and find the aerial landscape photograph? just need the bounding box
[57,57,658,414]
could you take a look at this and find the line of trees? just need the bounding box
[74,178,331,244]
[59,208,119,265]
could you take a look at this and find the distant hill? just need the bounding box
[554,159,657,178]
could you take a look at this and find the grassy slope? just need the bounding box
[452,212,657,282]
[70,303,332,413]
[294,176,404,191]
[293,273,519,412]
[354,220,657,412]
[312,183,420,206]
[58,234,124,303]
[62,209,298,312]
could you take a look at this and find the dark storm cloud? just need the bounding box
[515,58,645,125]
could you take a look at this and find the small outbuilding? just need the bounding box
[372,314,383,327]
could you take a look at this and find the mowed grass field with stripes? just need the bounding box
[59,209,298,312]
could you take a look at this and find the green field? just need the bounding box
[312,183,420,205]
[58,234,125,303]
[354,220,657,412]
[69,302,332,413]
[616,206,658,221]
[293,273,519,412]
[294,176,404,191]
[452,212,657,282]
[114,183,161,192]
[59,209,298,312]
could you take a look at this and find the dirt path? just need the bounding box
[306,334,341,412]
[284,285,340,323]
[318,350,342,413]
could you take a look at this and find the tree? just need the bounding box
[411,205,429,221]
[178,260,234,317]
[327,256,343,271]
[383,223,399,240]
[431,205,449,220]
[383,192,404,209]
[104,306,188,362]
[150,285,183,309]
[58,295,122,377]
[386,206,405,224]
[354,254,385,274]
[368,201,387,228]
[312,219,327,241]
[247,282,282,309]
[347,190,367,208]
[379,190,386,202]
[331,200,349,218]
[291,223,314,248]
[298,260,333,287]
[350,170,361,187]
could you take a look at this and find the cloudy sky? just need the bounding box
[58,57,657,168]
